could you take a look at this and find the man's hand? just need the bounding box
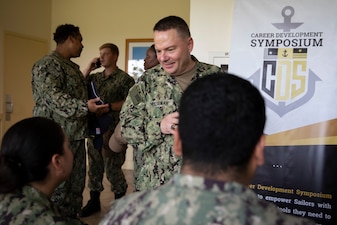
[82,57,100,77]
[160,111,179,134]
[88,98,109,114]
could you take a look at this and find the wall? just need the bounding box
[190,0,234,65]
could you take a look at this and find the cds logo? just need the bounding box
[249,6,321,117]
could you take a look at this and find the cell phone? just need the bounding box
[95,58,101,68]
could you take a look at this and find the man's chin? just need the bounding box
[163,66,176,75]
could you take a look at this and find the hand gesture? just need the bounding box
[160,111,179,134]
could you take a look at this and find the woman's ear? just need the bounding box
[49,154,62,175]
[173,128,183,157]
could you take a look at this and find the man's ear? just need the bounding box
[68,35,75,44]
[254,135,265,166]
[187,37,194,53]
[173,128,183,156]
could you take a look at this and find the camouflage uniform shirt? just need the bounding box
[99,174,315,225]
[120,57,221,191]
[31,51,88,141]
[87,68,135,131]
[0,185,84,225]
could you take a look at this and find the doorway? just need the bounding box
[1,31,48,137]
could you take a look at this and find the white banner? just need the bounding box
[230,1,337,224]
[229,0,337,136]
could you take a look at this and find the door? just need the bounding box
[1,31,48,137]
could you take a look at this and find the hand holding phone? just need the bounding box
[95,58,101,68]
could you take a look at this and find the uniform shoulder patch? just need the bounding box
[129,86,143,105]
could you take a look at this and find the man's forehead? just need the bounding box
[100,48,112,53]
[154,29,178,38]
[154,29,180,48]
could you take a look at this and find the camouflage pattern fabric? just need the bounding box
[119,57,221,191]
[87,138,104,192]
[86,69,134,194]
[99,174,316,225]
[87,130,128,195]
[32,51,89,141]
[0,185,84,225]
[31,51,88,217]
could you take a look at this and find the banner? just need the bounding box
[229,1,337,224]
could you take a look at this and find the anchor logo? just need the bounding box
[272,6,303,32]
[282,49,288,57]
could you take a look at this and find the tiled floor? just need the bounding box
[80,169,134,225]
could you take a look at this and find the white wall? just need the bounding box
[190,0,234,66]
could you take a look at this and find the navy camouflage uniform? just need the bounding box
[86,68,135,195]
[31,51,88,217]
[0,185,84,225]
[119,56,221,191]
[99,174,316,225]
